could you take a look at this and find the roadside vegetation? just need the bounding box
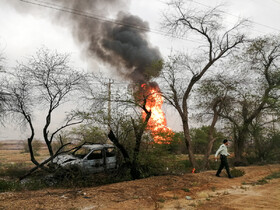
[241,170,280,186]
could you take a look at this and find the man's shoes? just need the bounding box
[216,174,220,177]
[228,176,234,179]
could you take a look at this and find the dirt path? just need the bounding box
[197,179,280,210]
[0,164,279,210]
[163,165,280,210]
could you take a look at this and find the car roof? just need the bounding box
[81,144,115,151]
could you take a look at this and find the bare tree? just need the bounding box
[196,35,280,165]
[0,53,8,123]
[6,48,85,168]
[84,75,155,179]
[217,35,280,163]
[107,98,151,179]
[161,0,247,168]
[196,76,234,169]
[8,72,39,166]
[250,113,280,161]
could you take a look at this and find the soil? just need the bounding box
[0,164,279,210]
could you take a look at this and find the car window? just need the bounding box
[87,150,103,160]
[106,148,116,157]
[73,147,90,159]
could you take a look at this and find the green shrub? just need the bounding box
[68,125,108,144]
[23,179,48,190]
[244,170,280,186]
[265,170,280,180]
[246,155,260,165]
[247,131,280,164]
[137,145,168,177]
[137,144,189,178]
[0,176,49,192]
[256,178,268,185]
[49,166,126,188]
[166,132,186,154]
[208,159,219,170]
[230,168,245,177]
[0,163,29,178]
[0,179,22,192]
[171,158,190,173]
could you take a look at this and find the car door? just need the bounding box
[83,149,105,173]
[105,147,117,170]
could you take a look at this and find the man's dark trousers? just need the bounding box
[216,155,232,177]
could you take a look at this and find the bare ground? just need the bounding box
[0,164,279,210]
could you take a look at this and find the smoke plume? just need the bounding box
[61,0,162,83]
[8,0,163,83]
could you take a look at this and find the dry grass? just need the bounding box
[0,149,49,166]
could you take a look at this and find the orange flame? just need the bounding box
[141,83,173,144]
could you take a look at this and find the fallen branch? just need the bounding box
[19,142,90,180]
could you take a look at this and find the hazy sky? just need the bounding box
[1,0,280,140]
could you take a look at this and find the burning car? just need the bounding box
[51,144,117,173]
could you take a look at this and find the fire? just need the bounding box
[141,83,173,144]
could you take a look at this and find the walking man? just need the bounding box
[215,139,233,178]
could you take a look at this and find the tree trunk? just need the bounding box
[182,120,197,169]
[108,130,143,180]
[130,136,142,179]
[202,137,215,170]
[27,120,40,166]
[233,128,248,165]
[234,139,244,164]
[44,111,54,157]
[23,114,40,167]
[130,163,141,180]
[202,102,221,170]
[130,109,151,180]
[108,130,130,163]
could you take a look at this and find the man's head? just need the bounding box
[223,139,229,145]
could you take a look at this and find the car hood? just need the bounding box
[53,154,78,165]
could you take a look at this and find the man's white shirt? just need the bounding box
[215,144,230,157]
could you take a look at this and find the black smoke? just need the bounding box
[59,0,162,83]
[8,0,162,83]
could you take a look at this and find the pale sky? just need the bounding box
[1,0,280,140]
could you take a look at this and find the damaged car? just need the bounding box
[51,144,117,173]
